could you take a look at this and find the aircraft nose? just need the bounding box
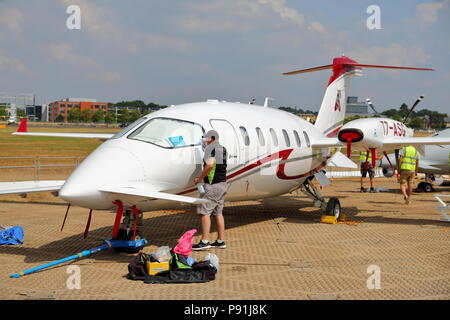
[59,146,146,209]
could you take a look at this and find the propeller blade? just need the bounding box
[403,95,425,123]
[283,64,333,76]
[346,63,434,72]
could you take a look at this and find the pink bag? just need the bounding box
[173,229,197,257]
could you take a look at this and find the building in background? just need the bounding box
[0,92,36,121]
[345,96,370,117]
[49,98,108,122]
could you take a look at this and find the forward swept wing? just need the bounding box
[0,180,65,195]
[99,185,209,205]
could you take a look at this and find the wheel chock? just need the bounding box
[320,215,337,224]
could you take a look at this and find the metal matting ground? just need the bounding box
[0,178,449,300]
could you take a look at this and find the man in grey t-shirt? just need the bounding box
[192,130,228,250]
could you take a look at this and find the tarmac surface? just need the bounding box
[0,178,449,300]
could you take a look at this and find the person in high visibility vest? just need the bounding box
[398,145,419,204]
[360,151,382,192]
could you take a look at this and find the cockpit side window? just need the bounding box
[127,117,204,149]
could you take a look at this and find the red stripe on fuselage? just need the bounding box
[178,149,326,195]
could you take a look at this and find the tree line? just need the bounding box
[57,100,168,124]
[344,103,448,129]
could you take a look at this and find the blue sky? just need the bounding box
[0,0,449,113]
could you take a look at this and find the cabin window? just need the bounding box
[240,126,250,146]
[256,127,265,146]
[293,130,301,147]
[127,117,204,148]
[282,129,290,147]
[303,131,311,147]
[270,128,278,147]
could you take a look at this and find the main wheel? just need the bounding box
[325,197,341,219]
[423,183,433,193]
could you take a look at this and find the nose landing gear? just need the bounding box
[300,175,341,220]
[112,202,144,254]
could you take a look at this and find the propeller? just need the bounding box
[366,98,379,115]
[402,94,425,123]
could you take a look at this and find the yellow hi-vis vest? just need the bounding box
[400,146,418,171]
[360,151,372,163]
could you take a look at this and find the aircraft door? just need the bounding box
[210,119,240,166]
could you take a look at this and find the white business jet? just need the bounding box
[2,56,449,241]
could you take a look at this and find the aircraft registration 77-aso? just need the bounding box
[2,56,449,242]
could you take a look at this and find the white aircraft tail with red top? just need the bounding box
[283,56,434,138]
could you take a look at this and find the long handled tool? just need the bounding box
[10,238,147,278]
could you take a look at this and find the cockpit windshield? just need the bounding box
[127,117,204,148]
[110,117,148,140]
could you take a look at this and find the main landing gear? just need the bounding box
[300,175,341,220]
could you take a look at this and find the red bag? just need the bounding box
[173,229,197,257]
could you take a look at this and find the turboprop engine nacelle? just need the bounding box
[338,117,414,162]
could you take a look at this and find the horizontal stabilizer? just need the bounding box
[311,138,342,148]
[13,132,114,139]
[99,185,209,205]
[327,151,357,169]
[0,180,65,195]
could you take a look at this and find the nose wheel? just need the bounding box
[325,197,341,219]
[112,203,144,254]
[300,176,342,220]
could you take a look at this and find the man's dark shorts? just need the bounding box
[360,163,375,179]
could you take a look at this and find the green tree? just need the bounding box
[80,108,93,123]
[0,106,7,120]
[409,117,423,129]
[118,108,130,125]
[104,112,116,124]
[92,109,105,123]
[399,103,409,119]
[17,109,26,118]
[68,107,81,123]
[129,109,142,122]
[56,114,65,122]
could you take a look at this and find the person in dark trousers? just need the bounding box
[192,130,228,250]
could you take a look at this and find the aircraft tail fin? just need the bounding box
[17,118,27,133]
[283,56,434,138]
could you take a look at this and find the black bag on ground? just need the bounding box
[127,253,156,281]
[143,260,217,284]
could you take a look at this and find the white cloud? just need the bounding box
[0,7,23,34]
[47,43,121,83]
[416,0,450,29]
[257,0,305,28]
[89,71,121,83]
[0,50,32,76]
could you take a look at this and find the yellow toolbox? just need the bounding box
[146,261,170,275]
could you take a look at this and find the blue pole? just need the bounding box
[9,243,110,278]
